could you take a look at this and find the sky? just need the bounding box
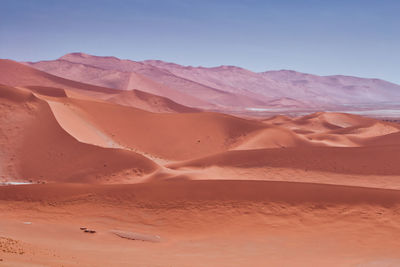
[1,0,399,84]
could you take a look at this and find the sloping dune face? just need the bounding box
[0,85,158,183]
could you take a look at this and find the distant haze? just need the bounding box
[1,0,400,84]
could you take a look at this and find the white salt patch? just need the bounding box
[0,181,32,186]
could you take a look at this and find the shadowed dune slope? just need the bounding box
[1,180,400,206]
[0,85,158,182]
[24,85,68,97]
[363,131,400,146]
[168,146,400,176]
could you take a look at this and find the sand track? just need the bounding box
[168,145,400,176]
[2,180,400,206]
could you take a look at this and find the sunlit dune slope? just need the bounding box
[105,89,200,113]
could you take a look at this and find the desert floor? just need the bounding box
[1,62,400,266]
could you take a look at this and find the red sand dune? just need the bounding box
[0,85,158,183]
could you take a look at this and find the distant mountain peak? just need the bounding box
[60,52,91,59]
[59,52,123,63]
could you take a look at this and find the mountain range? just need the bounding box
[24,52,400,114]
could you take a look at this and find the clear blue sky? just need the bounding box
[1,0,399,84]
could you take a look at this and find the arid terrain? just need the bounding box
[1,57,400,266]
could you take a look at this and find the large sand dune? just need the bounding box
[0,85,158,183]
